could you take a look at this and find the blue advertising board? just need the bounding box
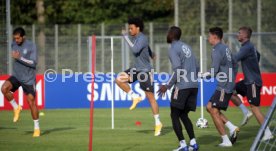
[45,74,217,109]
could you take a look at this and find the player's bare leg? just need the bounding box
[231,94,252,126]
[250,104,274,141]
[26,94,40,137]
[206,102,232,147]
[115,73,142,110]
[1,81,22,122]
[115,73,131,92]
[145,91,162,136]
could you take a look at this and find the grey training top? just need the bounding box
[210,42,235,93]
[11,39,37,85]
[233,40,262,86]
[166,40,199,90]
[123,32,152,72]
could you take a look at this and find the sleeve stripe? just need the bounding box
[20,57,34,64]
[124,35,134,47]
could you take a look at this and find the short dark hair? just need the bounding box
[209,27,223,39]
[239,26,252,38]
[169,26,182,40]
[128,17,144,32]
[13,27,25,37]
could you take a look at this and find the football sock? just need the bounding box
[239,104,248,115]
[154,114,161,125]
[10,100,19,110]
[190,138,196,145]
[127,90,139,98]
[225,121,236,132]
[180,140,187,147]
[34,119,40,129]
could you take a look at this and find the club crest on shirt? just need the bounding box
[23,49,28,54]
[226,48,232,61]
[182,45,191,58]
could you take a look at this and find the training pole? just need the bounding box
[200,36,204,119]
[89,35,96,151]
[111,37,114,129]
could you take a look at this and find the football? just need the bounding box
[196,118,208,128]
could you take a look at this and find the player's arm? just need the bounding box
[165,49,182,89]
[210,50,222,75]
[233,45,250,63]
[14,44,37,69]
[122,33,146,54]
[201,50,222,78]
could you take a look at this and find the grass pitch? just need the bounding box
[0,107,270,151]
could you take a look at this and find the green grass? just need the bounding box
[0,107,270,151]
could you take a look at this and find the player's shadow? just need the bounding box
[234,125,261,141]
[136,126,173,136]
[24,127,76,136]
[0,127,17,130]
[197,134,218,145]
[121,144,141,151]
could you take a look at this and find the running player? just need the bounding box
[233,26,273,141]
[158,26,199,151]
[1,27,40,137]
[231,50,260,126]
[115,17,162,136]
[203,27,239,147]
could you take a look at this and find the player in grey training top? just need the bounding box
[1,27,40,137]
[115,17,162,136]
[233,26,273,141]
[204,27,239,147]
[158,26,199,151]
[122,28,152,72]
[11,34,37,85]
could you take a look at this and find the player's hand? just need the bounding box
[121,29,127,35]
[199,72,211,79]
[12,51,20,59]
[151,52,156,60]
[157,85,168,97]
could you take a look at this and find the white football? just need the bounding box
[196,118,208,128]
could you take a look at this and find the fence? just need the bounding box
[0,24,275,75]
[0,0,7,75]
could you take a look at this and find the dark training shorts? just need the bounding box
[8,76,36,97]
[234,80,247,97]
[246,83,261,106]
[124,68,154,92]
[170,88,198,111]
[209,90,232,111]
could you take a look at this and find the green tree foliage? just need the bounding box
[11,0,173,25]
[10,0,276,34]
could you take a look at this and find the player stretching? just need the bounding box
[203,27,239,147]
[1,27,40,137]
[233,26,273,141]
[158,26,199,151]
[115,17,162,136]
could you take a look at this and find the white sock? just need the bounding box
[154,114,161,125]
[190,138,196,145]
[239,104,248,115]
[34,119,40,130]
[180,140,187,147]
[221,135,231,144]
[127,90,139,98]
[10,100,19,110]
[265,127,272,136]
[225,121,236,132]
